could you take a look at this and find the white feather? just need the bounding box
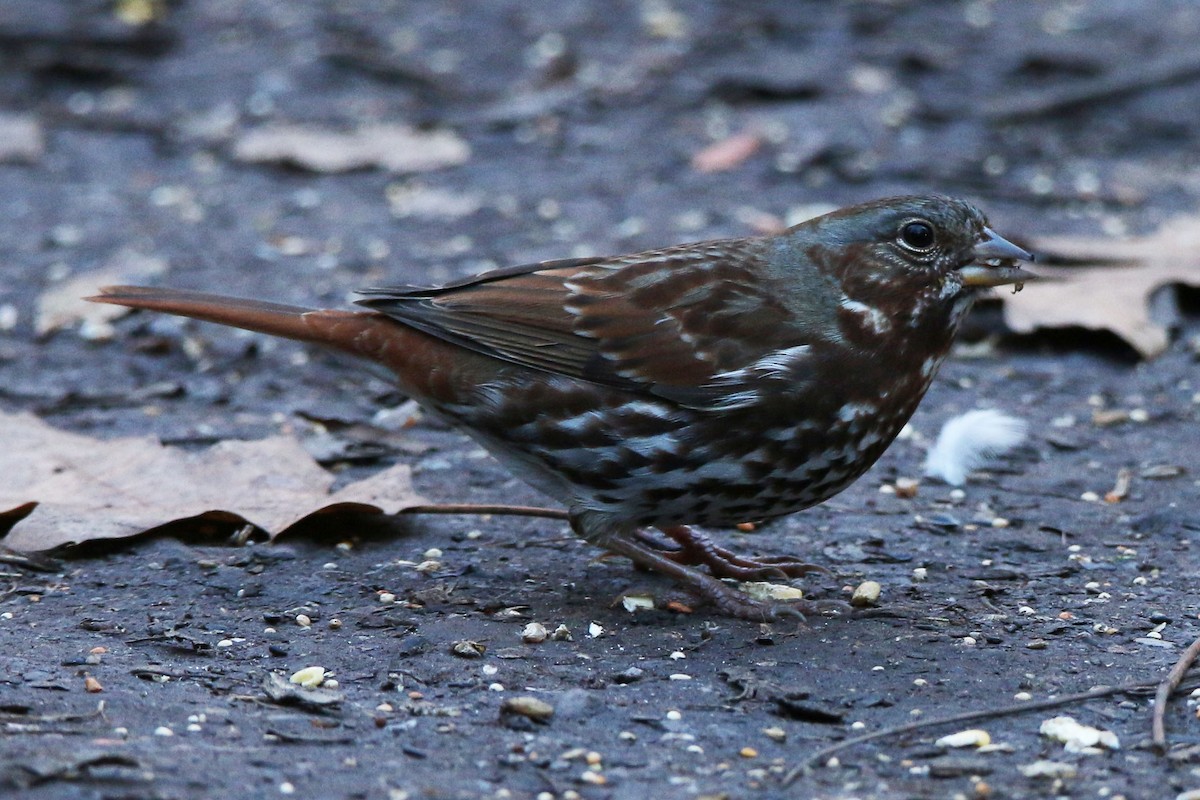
[923,409,1027,486]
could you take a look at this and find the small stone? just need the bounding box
[154,726,174,737]
[451,640,486,658]
[84,676,103,693]
[552,624,573,641]
[295,614,312,627]
[851,580,882,607]
[522,622,549,643]
[893,477,919,498]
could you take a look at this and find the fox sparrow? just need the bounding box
[92,195,1034,619]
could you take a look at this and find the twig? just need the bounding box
[982,50,1200,120]
[783,681,1154,785]
[398,503,569,521]
[1153,632,1200,750]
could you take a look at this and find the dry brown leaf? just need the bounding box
[0,411,423,552]
[1005,215,1200,357]
[36,250,167,340]
[233,123,471,174]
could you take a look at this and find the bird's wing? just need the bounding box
[357,242,814,408]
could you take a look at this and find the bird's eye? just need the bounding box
[899,220,936,251]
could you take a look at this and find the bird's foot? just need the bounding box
[634,525,828,581]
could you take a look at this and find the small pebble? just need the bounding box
[851,580,882,607]
[522,622,549,643]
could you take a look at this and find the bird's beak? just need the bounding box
[959,228,1037,288]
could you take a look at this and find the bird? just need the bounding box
[90,195,1034,620]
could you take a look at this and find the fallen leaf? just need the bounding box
[233,123,470,174]
[1004,215,1200,357]
[0,411,423,552]
[35,250,167,340]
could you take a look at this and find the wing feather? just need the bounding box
[356,241,818,407]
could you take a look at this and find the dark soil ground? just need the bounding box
[2,2,1200,798]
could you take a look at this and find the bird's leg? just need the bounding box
[631,525,828,581]
[570,510,812,621]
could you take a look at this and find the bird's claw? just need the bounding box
[635,525,827,581]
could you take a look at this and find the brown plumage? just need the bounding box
[91,195,1034,619]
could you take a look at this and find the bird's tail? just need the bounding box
[89,285,393,357]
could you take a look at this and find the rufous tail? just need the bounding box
[89,285,395,357]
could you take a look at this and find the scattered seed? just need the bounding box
[763,726,786,742]
[1104,468,1132,503]
[290,666,327,689]
[893,477,919,498]
[501,696,554,722]
[621,594,655,612]
[154,726,174,737]
[1039,715,1119,752]
[1019,760,1076,779]
[1092,409,1129,426]
[741,581,804,601]
[740,746,758,758]
[84,676,103,693]
[935,729,991,748]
